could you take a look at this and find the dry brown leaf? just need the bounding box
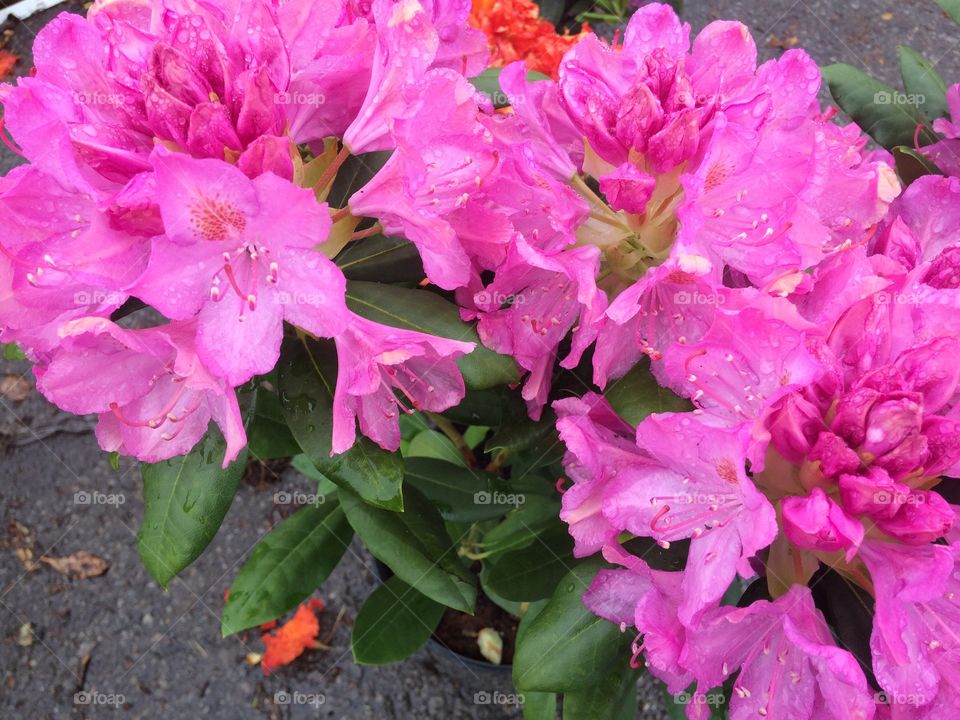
[40,551,109,579]
[0,375,31,402]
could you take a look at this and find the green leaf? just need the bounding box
[404,457,519,522]
[245,383,301,460]
[469,67,551,108]
[335,234,424,283]
[513,560,632,692]
[898,46,949,124]
[2,342,25,360]
[485,403,564,477]
[221,500,353,636]
[523,692,558,720]
[935,0,960,24]
[278,335,404,511]
[329,151,391,208]
[892,145,943,185]
[562,662,640,720]
[480,495,563,556]
[483,524,575,602]
[406,430,465,466]
[346,281,519,390]
[137,426,247,588]
[822,63,931,149]
[442,388,505,426]
[604,361,692,426]
[351,575,445,664]
[537,0,565,25]
[340,485,477,613]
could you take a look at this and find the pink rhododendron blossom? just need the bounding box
[34,318,245,466]
[683,586,876,720]
[137,148,348,385]
[331,313,474,453]
[925,83,960,177]
[0,165,152,357]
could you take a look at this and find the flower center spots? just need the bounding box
[190,194,247,241]
[703,158,734,193]
[716,458,739,484]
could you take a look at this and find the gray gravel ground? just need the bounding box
[0,1,957,718]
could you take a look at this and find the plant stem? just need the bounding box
[427,412,476,467]
[316,144,350,195]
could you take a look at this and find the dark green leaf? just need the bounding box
[406,430,465,466]
[404,457,520,522]
[898,46,949,124]
[352,575,445,664]
[892,145,943,185]
[604,360,692,426]
[480,495,563,556]
[537,0,565,25]
[335,234,424,283]
[822,63,932,149]
[513,560,632,692]
[346,281,519,389]
[330,151,391,208]
[340,485,477,613]
[442,387,505,426]
[221,500,353,636]
[485,403,564,477]
[246,384,300,460]
[483,525,575,602]
[137,426,246,588]
[562,662,640,720]
[278,335,404,511]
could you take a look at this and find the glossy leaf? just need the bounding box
[604,361,692,426]
[245,383,301,460]
[278,335,404,511]
[220,497,353,637]
[822,63,932,149]
[892,145,943,185]
[221,500,353,636]
[899,46,949,124]
[404,457,519,522]
[562,662,640,720]
[351,575,445,664]
[328,151,391,207]
[483,525,575,602]
[346,281,519,390]
[137,426,247,588]
[480,495,564,556]
[935,0,960,24]
[340,485,477,613]
[335,234,424,283]
[513,560,632,692]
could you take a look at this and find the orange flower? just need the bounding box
[260,598,325,675]
[0,51,17,81]
[469,0,589,79]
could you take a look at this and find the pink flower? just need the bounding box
[331,312,474,453]
[554,393,644,557]
[781,487,863,560]
[859,540,958,716]
[925,83,960,177]
[0,165,151,356]
[135,148,348,385]
[34,317,245,466]
[683,585,876,720]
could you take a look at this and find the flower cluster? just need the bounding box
[4,0,959,715]
[0,0,486,466]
